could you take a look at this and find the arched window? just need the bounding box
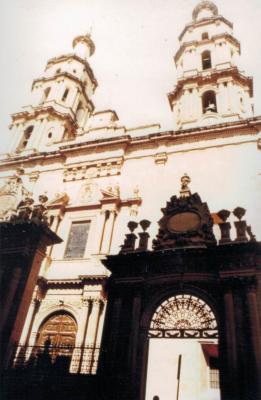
[62,88,69,102]
[24,125,34,137]
[202,50,212,70]
[43,87,51,100]
[202,90,217,113]
[18,125,34,150]
[202,32,209,40]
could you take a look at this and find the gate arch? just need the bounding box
[149,293,218,339]
[140,286,220,335]
[141,290,220,400]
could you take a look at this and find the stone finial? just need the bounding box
[217,209,230,222]
[180,173,191,198]
[133,186,140,198]
[233,207,246,221]
[140,219,151,232]
[127,221,138,233]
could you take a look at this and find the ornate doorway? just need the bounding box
[35,312,77,371]
[37,312,77,347]
[145,294,220,400]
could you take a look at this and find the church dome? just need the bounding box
[192,1,218,21]
[72,34,95,59]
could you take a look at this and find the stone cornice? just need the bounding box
[1,117,260,170]
[179,15,233,42]
[174,33,240,63]
[11,105,78,128]
[168,67,253,106]
[39,275,107,288]
[45,53,98,89]
[32,72,95,112]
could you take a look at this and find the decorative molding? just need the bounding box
[63,159,123,182]
[154,152,168,165]
[29,171,40,183]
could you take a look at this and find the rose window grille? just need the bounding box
[149,295,218,338]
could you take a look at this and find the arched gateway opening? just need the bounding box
[145,294,220,400]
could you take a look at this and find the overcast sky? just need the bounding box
[1,0,261,152]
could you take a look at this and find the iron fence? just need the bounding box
[10,344,100,375]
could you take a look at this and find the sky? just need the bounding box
[1,0,261,152]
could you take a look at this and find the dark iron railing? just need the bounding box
[10,344,100,375]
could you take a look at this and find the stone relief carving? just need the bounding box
[78,181,99,204]
[63,159,123,182]
[0,170,32,220]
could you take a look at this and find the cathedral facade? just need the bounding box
[0,2,260,400]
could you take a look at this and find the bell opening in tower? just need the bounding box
[202,50,212,70]
[202,91,217,113]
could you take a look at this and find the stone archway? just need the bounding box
[145,294,220,400]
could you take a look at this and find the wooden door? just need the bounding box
[37,313,77,348]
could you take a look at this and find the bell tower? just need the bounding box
[8,34,97,154]
[168,1,254,129]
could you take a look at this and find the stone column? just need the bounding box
[129,294,141,385]
[95,300,106,346]
[108,297,122,371]
[0,267,22,340]
[13,297,41,367]
[182,89,189,120]
[100,209,117,254]
[138,329,150,400]
[44,213,61,262]
[223,288,238,399]
[19,297,40,346]
[227,81,234,113]
[246,284,261,395]
[57,79,65,100]
[8,124,22,153]
[192,88,200,119]
[71,297,90,373]
[28,118,48,150]
[72,88,81,112]
[81,298,102,374]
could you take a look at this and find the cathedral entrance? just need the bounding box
[37,312,77,347]
[35,312,77,372]
[145,294,220,400]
